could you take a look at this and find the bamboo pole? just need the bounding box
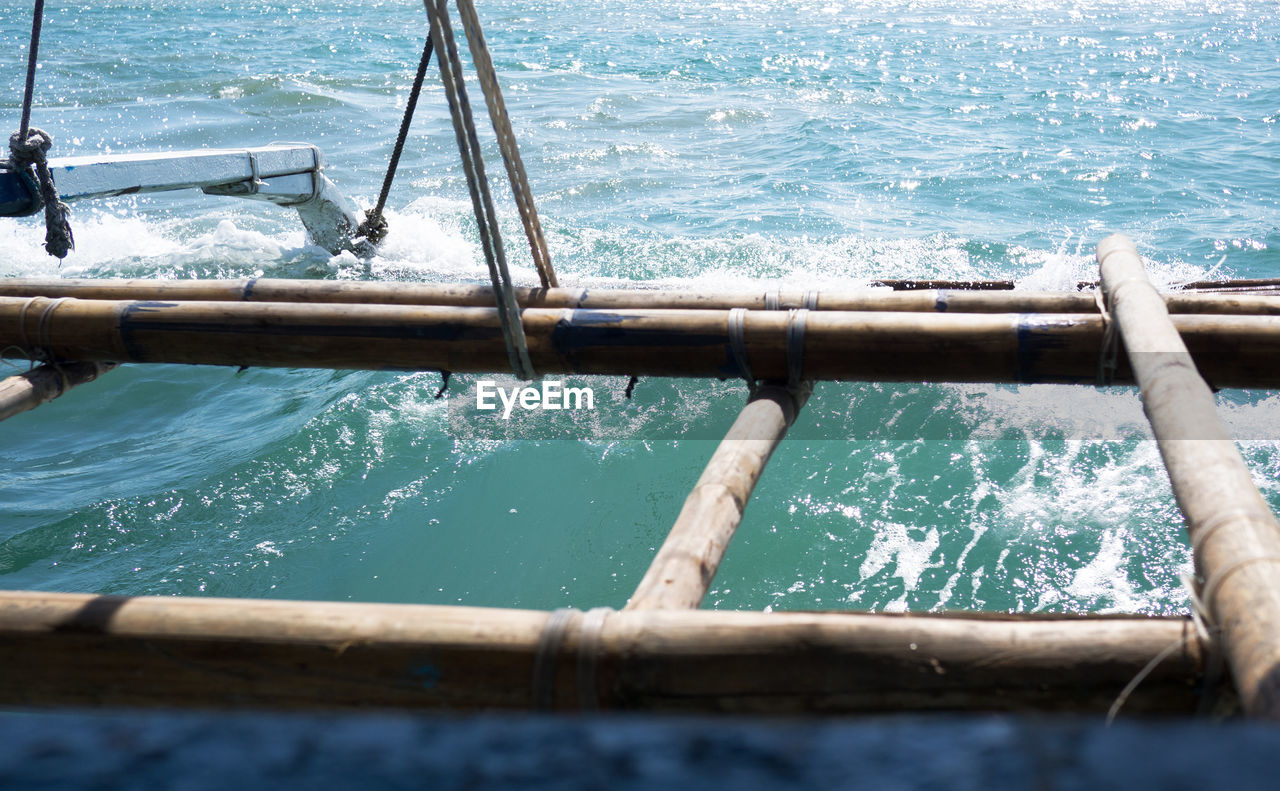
[1098,233,1280,719]
[0,590,1218,714]
[5,277,1280,315]
[627,384,810,611]
[1178,277,1280,292]
[6,295,1280,386]
[0,277,1082,311]
[0,361,116,422]
[868,278,1016,290]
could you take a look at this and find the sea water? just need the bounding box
[1,0,1277,614]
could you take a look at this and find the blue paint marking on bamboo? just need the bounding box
[935,291,950,312]
[1016,314,1079,383]
[551,310,724,350]
[118,306,502,342]
[118,301,183,361]
[242,277,259,301]
[124,301,182,313]
[410,663,442,689]
[550,309,735,377]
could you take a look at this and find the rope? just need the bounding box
[1189,507,1275,559]
[786,308,808,387]
[1107,573,1225,725]
[1,346,37,373]
[453,0,557,289]
[575,607,611,711]
[1094,288,1118,387]
[14,296,66,363]
[425,0,535,380]
[1105,633,1192,726]
[9,0,73,260]
[1182,572,1228,716]
[530,606,613,711]
[728,307,756,394]
[17,0,42,141]
[7,297,69,385]
[355,35,435,248]
[36,296,67,353]
[1202,555,1280,623]
[531,608,576,710]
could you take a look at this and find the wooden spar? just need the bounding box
[0,361,116,422]
[0,590,1217,714]
[1098,234,1280,719]
[7,277,1280,315]
[0,277,1091,311]
[628,384,810,611]
[8,295,1280,387]
[1176,277,1280,292]
[1165,293,1280,315]
[868,278,1017,290]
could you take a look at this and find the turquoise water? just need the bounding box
[2,0,1278,614]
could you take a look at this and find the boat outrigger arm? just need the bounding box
[0,144,369,256]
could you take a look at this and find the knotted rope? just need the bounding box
[9,128,74,259]
[10,0,73,259]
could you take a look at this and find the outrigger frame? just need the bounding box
[4,236,1280,718]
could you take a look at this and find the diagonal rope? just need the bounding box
[17,0,43,141]
[453,0,557,289]
[424,0,534,380]
[355,35,435,248]
[9,0,73,259]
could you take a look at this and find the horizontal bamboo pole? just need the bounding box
[0,590,1218,714]
[6,296,1280,387]
[1099,234,1280,719]
[875,277,1280,293]
[628,384,810,611]
[0,361,116,422]
[4,277,1280,315]
[1178,277,1280,292]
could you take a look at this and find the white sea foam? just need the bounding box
[858,522,942,612]
[1,211,182,277]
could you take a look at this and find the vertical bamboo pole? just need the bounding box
[626,383,810,610]
[1098,233,1280,718]
[0,361,116,422]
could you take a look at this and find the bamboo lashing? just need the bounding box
[0,590,1217,714]
[6,278,1280,316]
[0,360,115,422]
[8,295,1280,387]
[1098,233,1280,719]
[627,384,809,611]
